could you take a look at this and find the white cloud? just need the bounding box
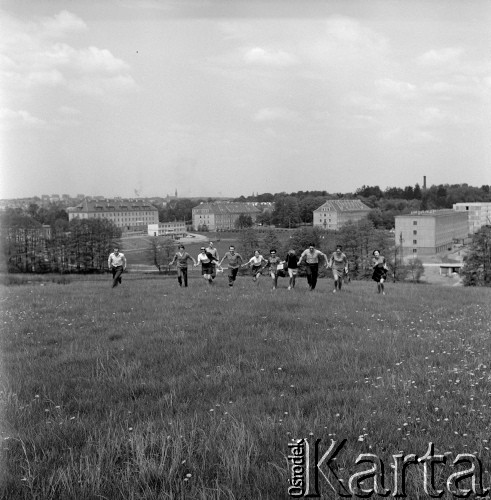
[417,47,463,66]
[253,107,296,121]
[40,10,87,38]
[1,10,136,100]
[244,47,296,67]
[375,78,417,99]
[410,130,439,143]
[0,108,47,130]
[59,105,81,116]
[347,93,386,111]
[26,70,66,87]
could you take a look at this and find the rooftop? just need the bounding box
[67,198,158,213]
[314,199,371,212]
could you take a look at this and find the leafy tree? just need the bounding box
[462,226,491,286]
[256,193,275,202]
[238,228,260,258]
[68,219,121,272]
[262,229,281,254]
[406,258,425,283]
[403,186,414,200]
[159,198,199,223]
[356,185,383,199]
[256,210,273,226]
[235,214,253,229]
[271,196,301,227]
[289,227,326,254]
[147,237,175,271]
[299,196,327,223]
[385,186,405,198]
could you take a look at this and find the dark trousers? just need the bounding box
[111,266,123,288]
[211,263,217,279]
[305,263,319,289]
[177,267,188,287]
[228,267,239,285]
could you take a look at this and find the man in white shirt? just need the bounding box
[108,247,127,288]
[297,243,328,290]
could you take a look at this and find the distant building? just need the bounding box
[50,194,60,203]
[148,221,186,239]
[162,189,178,207]
[313,199,371,230]
[192,202,260,231]
[394,209,469,256]
[453,202,491,234]
[67,198,159,232]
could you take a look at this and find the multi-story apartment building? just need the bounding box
[67,198,159,232]
[394,209,469,256]
[148,221,187,238]
[453,202,491,234]
[192,202,260,231]
[313,199,371,230]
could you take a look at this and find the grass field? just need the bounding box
[1,273,491,499]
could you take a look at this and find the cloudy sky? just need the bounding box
[1,0,491,199]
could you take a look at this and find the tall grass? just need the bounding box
[1,273,490,498]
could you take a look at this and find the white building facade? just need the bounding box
[148,222,186,238]
[67,199,159,232]
[313,199,371,230]
[453,202,491,234]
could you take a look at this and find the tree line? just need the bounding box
[1,209,120,273]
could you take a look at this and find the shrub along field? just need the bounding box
[1,273,491,499]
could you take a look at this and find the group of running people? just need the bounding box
[166,241,389,294]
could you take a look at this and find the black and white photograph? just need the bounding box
[1,0,491,498]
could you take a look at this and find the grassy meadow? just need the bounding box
[1,271,491,499]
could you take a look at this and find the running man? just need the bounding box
[264,249,283,290]
[284,249,298,290]
[328,245,349,293]
[194,247,219,285]
[242,250,268,282]
[297,243,328,290]
[108,247,127,288]
[169,244,196,287]
[218,246,244,287]
[206,241,219,280]
[372,249,388,295]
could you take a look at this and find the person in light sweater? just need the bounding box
[108,247,127,288]
[328,245,349,293]
[169,245,196,287]
[242,250,268,282]
[194,247,219,285]
[218,246,245,287]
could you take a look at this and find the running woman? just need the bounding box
[284,249,298,290]
[242,250,268,282]
[194,247,218,285]
[264,249,283,290]
[206,241,219,280]
[218,246,244,287]
[372,249,388,295]
[169,244,196,287]
[297,243,328,290]
[328,245,349,293]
